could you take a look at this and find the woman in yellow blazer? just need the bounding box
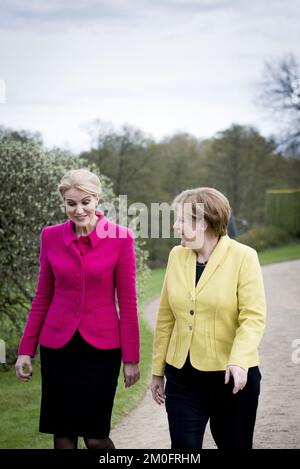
[151,187,266,449]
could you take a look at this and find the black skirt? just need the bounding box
[39,329,122,438]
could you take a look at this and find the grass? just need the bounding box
[142,268,165,305]
[0,364,50,448]
[258,242,300,265]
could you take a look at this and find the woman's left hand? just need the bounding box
[225,365,248,394]
[123,363,140,388]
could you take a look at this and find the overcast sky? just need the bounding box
[0,0,299,152]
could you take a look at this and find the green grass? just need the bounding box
[0,364,53,448]
[142,268,165,305]
[258,242,300,265]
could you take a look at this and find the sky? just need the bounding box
[0,0,300,152]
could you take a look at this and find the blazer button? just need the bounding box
[188,324,193,331]
[190,310,194,315]
[75,273,80,279]
[75,311,80,317]
[75,298,81,305]
[76,285,81,291]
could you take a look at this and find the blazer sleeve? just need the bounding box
[115,229,140,364]
[228,248,267,371]
[17,227,55,358]
[152,249,175,376]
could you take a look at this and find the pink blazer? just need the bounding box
[17,210,140,363]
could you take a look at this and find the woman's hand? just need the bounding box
[150,375,166,405]
[15,355,33,382]
[123,363,140,388]
[225,365,248,394]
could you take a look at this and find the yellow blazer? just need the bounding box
[152,235,266,376]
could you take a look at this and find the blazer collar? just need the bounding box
[63,209,108,248]
[184,234,231,298]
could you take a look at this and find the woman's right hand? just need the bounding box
[150,375,166,405]
[15,355,33,382]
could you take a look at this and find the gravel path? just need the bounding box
[111,260,300,449]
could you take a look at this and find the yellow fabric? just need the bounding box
[152,235,267,376]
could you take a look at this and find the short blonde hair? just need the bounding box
[58,168,101,200]
[172,187,231,237]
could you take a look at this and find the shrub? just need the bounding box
[236,225,293,251]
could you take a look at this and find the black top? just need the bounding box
[195,261,207,285]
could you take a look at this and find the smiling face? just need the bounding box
[64,187,99,228]
[173,204,206,249]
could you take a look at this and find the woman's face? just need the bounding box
[173,205,206,249]
[64,187,99,228]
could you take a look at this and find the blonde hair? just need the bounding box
[58,168,101,200]
[172,187,231,237]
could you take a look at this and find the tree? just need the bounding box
[81,120,155,200]
[157,132,208,198]
[0,125,43,145]
[201,124,287,224]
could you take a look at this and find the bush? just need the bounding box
[236,225,293,251]
[266,189,300,237]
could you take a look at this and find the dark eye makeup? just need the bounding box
[67,199,91,206]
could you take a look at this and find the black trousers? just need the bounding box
[164,353,261,449]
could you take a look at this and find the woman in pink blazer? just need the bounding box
[15,168,140,449]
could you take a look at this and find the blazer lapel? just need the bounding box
[184,234,230,299]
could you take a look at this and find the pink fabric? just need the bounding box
[74,232,93,256]
[17,210,140,363]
